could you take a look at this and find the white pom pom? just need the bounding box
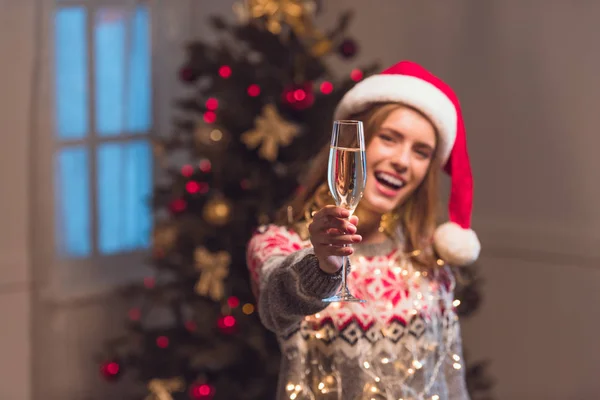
[433,222,481,266]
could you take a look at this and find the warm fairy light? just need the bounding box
[363,361,370,369]
[453,299,461,307]
[412,360,423,369]
[415,271,421,277]
[314,313,321,318]
[286,384,295,391]
[453,354,461,362]
[374,269,381,275]
[432,396,440,400]
[436,259,445,266]
[407,368,415,375]
[402,270,408,276]
[453,362,462,370]
[371,386,377,392]
[209,129,223,141]
[381,357,389,364]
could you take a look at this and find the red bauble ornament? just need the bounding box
[169,198,187,214]
[350,69,364,82]
[100,360,122,382]
[282,82,315,110]
[156,335,169,348]
[179,66,198,83]
[339,38,358,59]
[218,65,232,78]
[217,315,237,334]
[189,383,215,399]
[247,84,261,97]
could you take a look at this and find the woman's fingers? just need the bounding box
[309,207,356,234]
[318,233,362,246]
[326,246,354,256]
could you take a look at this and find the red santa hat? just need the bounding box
[334,60,480,266]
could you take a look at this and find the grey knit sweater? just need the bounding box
[247,224,470,400]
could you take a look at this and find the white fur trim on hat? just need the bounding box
[334,74,458,163]
[433,222,481,266]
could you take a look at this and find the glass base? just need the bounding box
[323,290,366,303]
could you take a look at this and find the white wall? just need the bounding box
[2,0,598,399]
[0,1,35,399]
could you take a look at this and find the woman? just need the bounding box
[247,61,481,400]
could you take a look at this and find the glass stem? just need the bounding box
[341,254,349,293]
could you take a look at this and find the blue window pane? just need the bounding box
[55,8,88,139]
[97,140,152,254]
[95,6,151,136]
[95,8,126,136]
[127,7,151,132]
[55,147,91,257]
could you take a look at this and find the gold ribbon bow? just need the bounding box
[145,377,184,400]
[241,104,300,162]
[194,247,231,301]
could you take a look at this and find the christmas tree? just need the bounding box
[97,1,493,399]
[98,1,377,399]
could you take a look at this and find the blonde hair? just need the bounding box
[277,102,442,268]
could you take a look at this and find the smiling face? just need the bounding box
[361,105,438,215]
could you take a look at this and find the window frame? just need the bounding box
[34,0,162,302]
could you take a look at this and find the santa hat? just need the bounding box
[334,60,480,266]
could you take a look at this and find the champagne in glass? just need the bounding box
[323,120,367,303]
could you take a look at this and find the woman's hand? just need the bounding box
[308,205,362,274]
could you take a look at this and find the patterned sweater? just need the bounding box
[247,224,470,400]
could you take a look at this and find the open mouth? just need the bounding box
[375,171,405,191]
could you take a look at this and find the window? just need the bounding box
[44,0,155,299]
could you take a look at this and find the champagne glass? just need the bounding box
[323,120,367,303]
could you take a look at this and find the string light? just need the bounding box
[295,252,462,399]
